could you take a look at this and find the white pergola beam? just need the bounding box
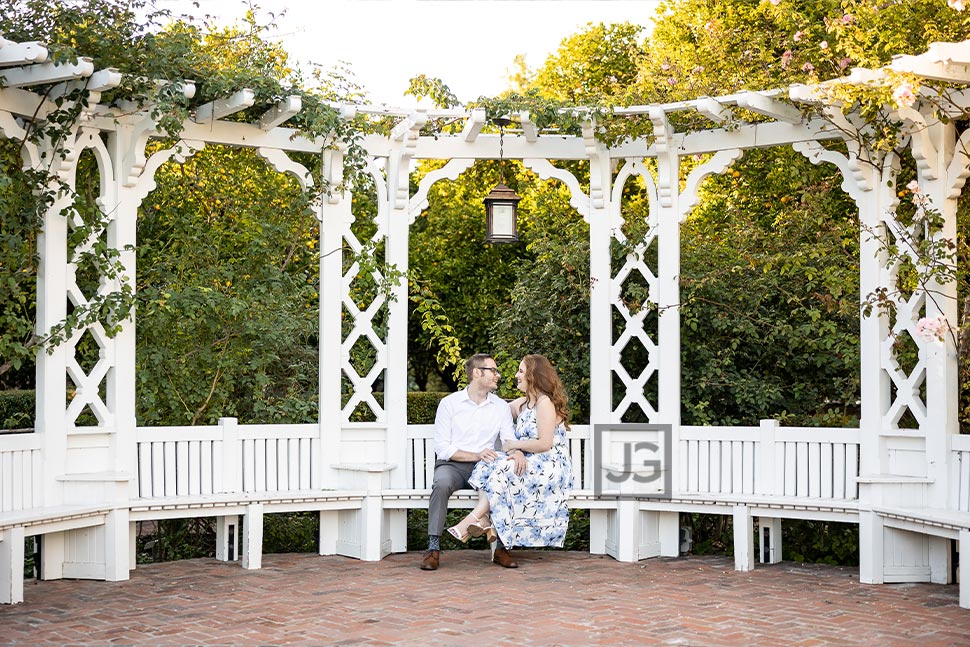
[519,110,538,142]
[390,111,428,141]
[193,88,256,123]
[49,68,123,99]
[257,95,301,130]
[696,97,733,124]
[462,108,486,142]
[0,57,94,89]
[0,40,47,67]
[892,54,970,83]
[735,91,803,124]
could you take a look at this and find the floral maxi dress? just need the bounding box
[468,405,574,547]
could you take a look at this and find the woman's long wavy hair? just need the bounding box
[522,354,570,430]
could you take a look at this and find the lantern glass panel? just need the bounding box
[491,204,515,238]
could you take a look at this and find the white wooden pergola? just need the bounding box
[1,34,969,608]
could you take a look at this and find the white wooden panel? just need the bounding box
[266,441,278,491]
[833,443,846,499]
[2,452,13,511]
[808,442,821,498]
[188,441,201,495]
[774,440,786,496]
[699,441,710,492]
[212,440,224,494]
[846,444,859,499]
[242,438,255,492]
[176,442,189,495]
[12,451,24,510]
[31,449,42,508]
[163,441,177,496]
[254,440,266,492]
[722,441,734,493]
[783,442,796,497]
[141,443,156,498]
[151,441,164,497]
[743,441,755,494]
[688,440,699,492]
[753,442,762,494]
[277,439,288,491]
[960,452,970,512]
[310,438,322,489]
[708,441,720,493]
[796,442,809,497]
[677,441,688,491]
[820,443,833,499]
[731,441,743,494]
[299,438,311,490]
[201,441,213,495]
[288,438,300,490]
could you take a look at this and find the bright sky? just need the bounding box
[159,0,661,106]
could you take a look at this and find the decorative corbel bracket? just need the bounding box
[648,107,675,207]
[679,148,744,222]
[893,104,939,180]
[257,147,313,190]
[408,157,476,225]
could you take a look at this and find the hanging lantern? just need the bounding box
[483,117,521,244]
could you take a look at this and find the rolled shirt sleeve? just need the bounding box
[433,395,459,460]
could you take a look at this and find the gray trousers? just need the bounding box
[428,459,476,536]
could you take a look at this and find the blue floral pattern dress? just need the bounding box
[468,405,574,547]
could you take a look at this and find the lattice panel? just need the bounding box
[340,225,388,423]
[610,166,659,422]
[63,147,117,428]
[879,215,929,429]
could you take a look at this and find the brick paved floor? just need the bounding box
[1,551,967,646]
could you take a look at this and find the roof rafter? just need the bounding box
[193,88,256,123]
[0,57,94,89]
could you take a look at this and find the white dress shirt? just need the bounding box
[433,388,516,461]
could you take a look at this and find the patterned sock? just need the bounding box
[428,534,441,551]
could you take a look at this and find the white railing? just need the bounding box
[135,419,322,498]
[0,433,42,512]
[953,434,970,513]
[679,423,860,500]
[404,424,594,491]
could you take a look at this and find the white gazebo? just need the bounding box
[1,34,969,608]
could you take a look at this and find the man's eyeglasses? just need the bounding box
[477,366,500,375]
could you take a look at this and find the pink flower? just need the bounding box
[781,50,793,68]
[819,40,828,49]
[661,62,671,71]
[893,82,917,108]
[838,57,852,71]
[801,62,815,72]
[769,0,780,5]
[915,316,947,343]
[948,0,965,11]
[667,77,677,86]
[794,30,804,42]
[705,20,716,34]
[907,180,921,194]
[841,14,855,24]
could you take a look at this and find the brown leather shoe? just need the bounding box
[420,549,440,571]
[492,547,518,568]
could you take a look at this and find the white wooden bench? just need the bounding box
[1,503,116,604]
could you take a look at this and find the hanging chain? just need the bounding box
[499,125,505,184]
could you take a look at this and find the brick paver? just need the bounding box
[1,551,966,646]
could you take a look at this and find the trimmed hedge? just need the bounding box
[0,389,33,430]
[407,391,448,424]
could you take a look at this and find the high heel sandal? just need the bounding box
[447,512,480,543]
[467,514,497,543]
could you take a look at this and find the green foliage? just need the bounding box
[782,519,859,566]
[681,148,860,426]
[137,518,215,563]
[263,512,319,553]
[0,390,33,430]
[136,146,320,425]
[406,391,449,425]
